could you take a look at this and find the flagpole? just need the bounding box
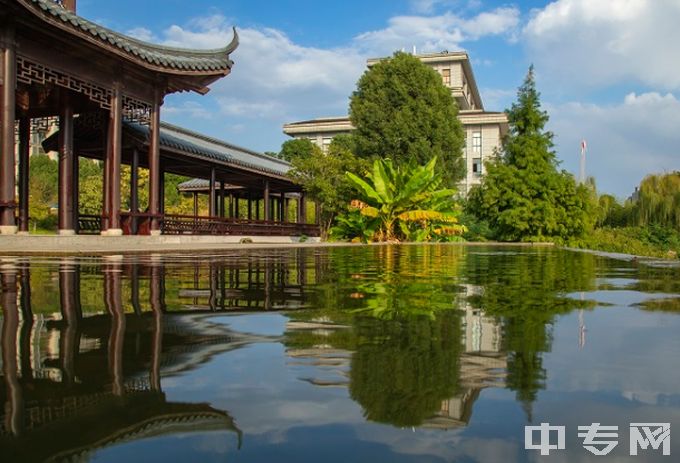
[579,140,587,184]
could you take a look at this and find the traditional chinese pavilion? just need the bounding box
[0,0,316,237]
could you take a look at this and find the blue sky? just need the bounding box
[78,0,680,197]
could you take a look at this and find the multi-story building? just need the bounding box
[283,51,509,194]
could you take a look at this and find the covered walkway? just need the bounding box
[0,0,318,238]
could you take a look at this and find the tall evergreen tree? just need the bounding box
[349,52,465,185]
[467,66,593,241]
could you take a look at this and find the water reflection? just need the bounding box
[1,258,279,461]
[1,246,679,462]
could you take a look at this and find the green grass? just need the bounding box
[567,226,680,259]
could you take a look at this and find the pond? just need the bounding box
[1,245,679,462]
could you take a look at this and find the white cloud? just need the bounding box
[479,87,514,109]
[136,9,513,152]
[163,101,213,119]
[146,14,365,135]
[548,92,680,197]
[126,27,154,42]
[524,0,680,90]
[356,7,520,55]
[410,0,483,15]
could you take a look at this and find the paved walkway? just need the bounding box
[0,236,554,255]
[0,235,328,255]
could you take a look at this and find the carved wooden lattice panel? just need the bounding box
[123,96,151,125]
[17,56,152,124]
[17,56,113,110]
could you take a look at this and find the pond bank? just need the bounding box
[0,236,554,255]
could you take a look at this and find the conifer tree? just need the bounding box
[467,66,592,241]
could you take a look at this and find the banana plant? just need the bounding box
[345,157,466,242]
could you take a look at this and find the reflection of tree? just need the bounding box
[463,248,598,418]
[285,245,467,427]
[349,312,463,427]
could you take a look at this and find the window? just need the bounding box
[472,131,482,154]
[441,68,451,86]
[472,158,482,176]
[321,137,333,153]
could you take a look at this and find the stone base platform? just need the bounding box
[0,234,323,255]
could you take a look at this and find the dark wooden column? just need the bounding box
[72,151,79,234]
[58,98,75,235]
[209,168,216,217]
[234,191,240,219]
[130,148,139,213]
[298,193,306,224]
[17,117,30,234]
[107,84,123,235]
[193,192,198,217]
[101,118,110,232]
[278,194,285,223]
[159,169,165,216]
[130,148,139,234]
[284,196,290,223]
[263,181,270,221]
[247,193,252,220]
[0,27,17,234]
[149,87,162,235]
[256,197,260,220]
[219,181,225,218]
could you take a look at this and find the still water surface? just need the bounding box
[1,245,680,462]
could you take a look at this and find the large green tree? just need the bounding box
[28,154,58,223]
[279,138,317,162]
[634,171,680,230]
[349,51,465,184]
[467,66,593,241]
[287,135,369,238]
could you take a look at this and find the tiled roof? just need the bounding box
[125,121,291,177]
[20,0,238,73]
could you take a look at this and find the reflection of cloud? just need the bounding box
[545,305,680,404]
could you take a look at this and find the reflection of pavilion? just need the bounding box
[0,260,246,461]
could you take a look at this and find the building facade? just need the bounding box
[283,52,508,194]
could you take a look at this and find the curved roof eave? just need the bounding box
[17,0,239,76]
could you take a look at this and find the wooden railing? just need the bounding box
[76,213,320,237]
[78,214,102,234]
[162,214,320,237]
